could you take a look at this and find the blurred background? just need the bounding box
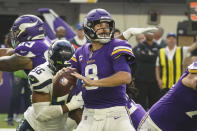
[0,0,190,46]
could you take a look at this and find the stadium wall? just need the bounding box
[80,3,188,46]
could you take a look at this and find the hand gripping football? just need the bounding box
[53,68,77,97]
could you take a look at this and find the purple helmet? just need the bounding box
[10,15,45,48]
[83,8,115,44]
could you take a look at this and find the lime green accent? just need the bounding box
[57,61,63,64]
[14,70,27,79]
[29,77,34,82]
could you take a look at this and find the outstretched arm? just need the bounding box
[187,42,197,52]
[117,34,127,40]
[117,27,158,40]
[0,48,15,57]
[0,54,32,71]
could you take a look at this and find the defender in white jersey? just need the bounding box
[17,40,83,131]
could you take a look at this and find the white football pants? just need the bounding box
[65,117,77,131]
[74,106,135,131]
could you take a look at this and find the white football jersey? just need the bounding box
[24,62,69,131]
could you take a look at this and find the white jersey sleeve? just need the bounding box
[28,63,53,94]
[182,46,191,60]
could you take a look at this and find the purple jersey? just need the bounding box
[70,39,135,109]
[15,37,51,74]
[67,79,83,102]
[127,99,146,130]
[149,68,197,130]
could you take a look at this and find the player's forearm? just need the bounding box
[121,27,158,40]
[117,34,128,40]
[61,105,70,113]
[93,71,131,87]
[0,55,32,71]
[69,109,82,124]
[0,56,20,71]
[0,48,14,56]
[188,42,197,52]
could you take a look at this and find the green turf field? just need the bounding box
[0,114,21,128]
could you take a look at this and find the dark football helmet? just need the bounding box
[10,14,45,48]
[83,8,115,44]
[47,40,75,73]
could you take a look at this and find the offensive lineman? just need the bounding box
[0,15,51,73]
[138,62,197,131]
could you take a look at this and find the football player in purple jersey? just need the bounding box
[0,15,51,74]
[67,8,136,131]
[138,62,197,131]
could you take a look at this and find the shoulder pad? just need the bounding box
[69,44,88,64]
[28,64,53,93]
[110,39,135,64]
[188,61,197,73]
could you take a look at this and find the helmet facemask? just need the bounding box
[84,18,115,44]
[55,49,72,71]
[47,40,75,74]
[48,48,72,74]
[10,15,45,48]
[9,29,21,48]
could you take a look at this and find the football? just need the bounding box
[53,68,77,97]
